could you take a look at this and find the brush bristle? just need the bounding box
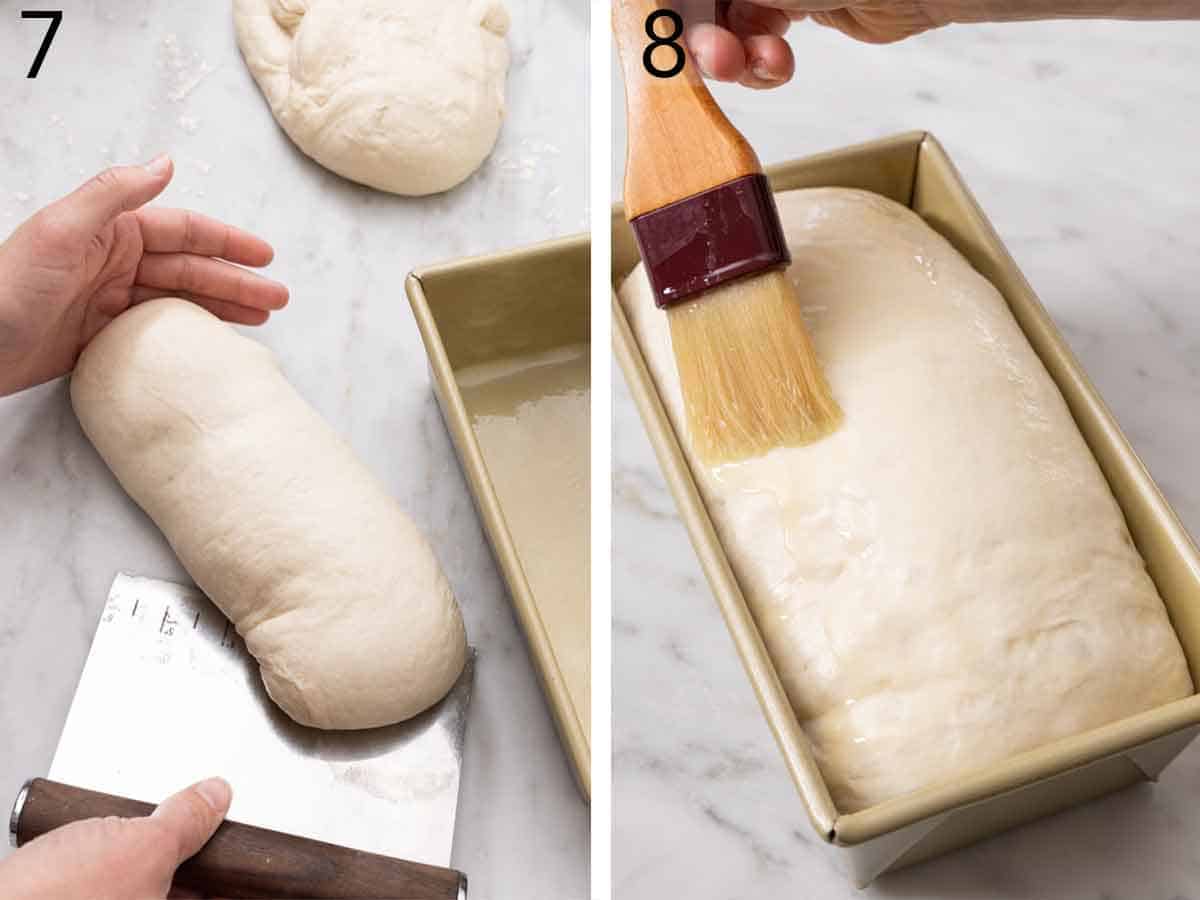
[667,270,842,465]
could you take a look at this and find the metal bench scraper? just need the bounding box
[9,573,473,899]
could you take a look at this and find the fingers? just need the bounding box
[752,0,844,9]
[136,208,276,267]
[47,155,174,240]
[0,780,231,899]
[130,287,273,326]
[808,7,920,42]
[687,21,795,87]
[136,253,290,312]
[739,33,795,86]
[686,22,747,81]
[128,183,286,329]
[725,0,792,37]
[150,777,232,867]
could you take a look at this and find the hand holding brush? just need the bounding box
[614,0,842,464]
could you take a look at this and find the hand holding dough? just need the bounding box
[234,0,510,196]
[71,298,467,730]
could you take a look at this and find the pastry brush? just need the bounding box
[614,0,841,465]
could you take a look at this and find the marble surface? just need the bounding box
[613,16,1200,900]
[0,3,588,897]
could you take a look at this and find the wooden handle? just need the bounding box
[613,0,762,218]
[11,779,466,900]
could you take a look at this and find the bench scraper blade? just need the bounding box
[44,573,473,868]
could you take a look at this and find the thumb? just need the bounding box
[57,154,174,236]
[150,777,232,866]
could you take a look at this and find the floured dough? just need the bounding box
[234,0,510,196]
[71,299,467,730]
[619,188,1193,812]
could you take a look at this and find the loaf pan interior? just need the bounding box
[409,234,591,798]
[611,131,1200,869]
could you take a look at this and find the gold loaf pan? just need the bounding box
[611,131,1200,883]
[408,234,591,798]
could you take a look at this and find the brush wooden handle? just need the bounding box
[11,779,466,900]
[614,0,762,218]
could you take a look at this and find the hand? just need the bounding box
[0,778,232,900]
[686,0,1200,88]
[686,1,941,88]
[0,156,289,397]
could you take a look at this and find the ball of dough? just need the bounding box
[234,0,510,196]
[619,188,1194,811]
[71,299,467,730]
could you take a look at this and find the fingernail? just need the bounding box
[195,777,232,813]
[144,154,172,176]
[751,61,784,83]
[693,52,713,79]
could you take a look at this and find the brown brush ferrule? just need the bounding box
[630,174,790,309]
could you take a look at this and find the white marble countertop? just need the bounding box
[0,4,588,898]
[613,17,1200,900]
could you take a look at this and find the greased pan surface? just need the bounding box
[409,234,591,798]
[612,132,1200,883]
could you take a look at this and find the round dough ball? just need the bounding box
[71,298,467,730]
[234,0,510,196]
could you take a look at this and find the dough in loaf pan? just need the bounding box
[618,187,1194,812]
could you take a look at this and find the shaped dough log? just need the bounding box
[71,298,467,730]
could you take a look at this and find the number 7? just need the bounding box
[22,10,63,79]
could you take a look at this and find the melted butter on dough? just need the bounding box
[618,187,1193,812]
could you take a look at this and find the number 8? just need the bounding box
[642,10,685,79]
